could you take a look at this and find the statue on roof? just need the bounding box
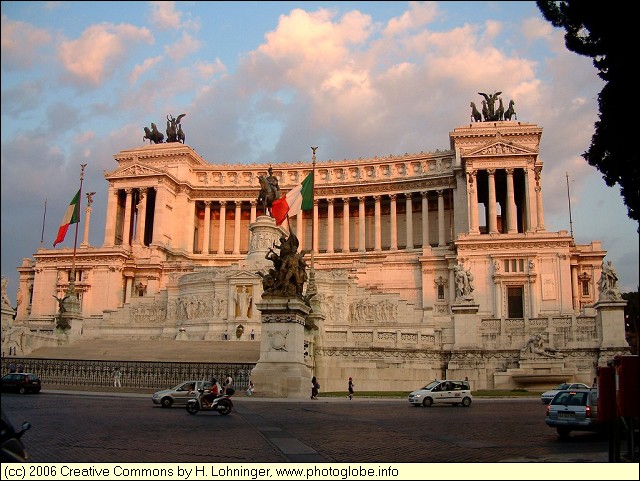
[471,92,517,122]
[166,114,186,143]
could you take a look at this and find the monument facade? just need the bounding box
[3,113,630,391]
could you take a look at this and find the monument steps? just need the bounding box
[26,339,260,363]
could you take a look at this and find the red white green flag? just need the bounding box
[53,189,80,247]
[271,172,314,226]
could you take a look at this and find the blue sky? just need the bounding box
[1,1,638,304]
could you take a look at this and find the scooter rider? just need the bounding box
[202,378,220,407]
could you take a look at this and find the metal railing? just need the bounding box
[2,357,256,392]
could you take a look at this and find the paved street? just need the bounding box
[2,390,611,465]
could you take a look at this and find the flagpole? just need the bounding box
[308,147,318,294]
[565,172,574,242]
[68,164,87,298]
[40,199,47,247]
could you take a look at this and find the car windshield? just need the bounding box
[552,383,570,390]
[421,381,440,390]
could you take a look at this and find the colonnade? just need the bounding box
[103,187,455,255]
[466,166,544,234]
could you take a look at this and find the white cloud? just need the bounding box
[57,23,154,86]
[1,14,52,70]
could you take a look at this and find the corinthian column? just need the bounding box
[535,167,545,230]
[123,188,133,246]
[233,200,242,254]
[203,201,211,254]
[405,193,413,249]
[389,194,398,250]
[218,201,227,254]
[358,196,366,252]
[327,198,334,254]
[342,198,350,253]
[374,195,381,251]
[487,169,498,234]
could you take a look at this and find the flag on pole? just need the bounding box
[53,189,81,247]
[271,172,314,226]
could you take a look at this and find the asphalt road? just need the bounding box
[1,390,611,465]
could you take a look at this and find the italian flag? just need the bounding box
[53,189,81,247]
[271,172,314,226]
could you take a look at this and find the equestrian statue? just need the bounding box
[257,166,280,216]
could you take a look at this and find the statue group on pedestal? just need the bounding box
[598,260,622,300]
[143,113,186,144]
[258,232,308,299]
[470,91,516,122]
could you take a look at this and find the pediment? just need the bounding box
[107,163,165,179]
[464,141,537,157]
[227,270,260,281]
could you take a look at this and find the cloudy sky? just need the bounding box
[1,1,638,304]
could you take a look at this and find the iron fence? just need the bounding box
[2,357,256,391]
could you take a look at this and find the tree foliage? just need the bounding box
[536,1,638,230]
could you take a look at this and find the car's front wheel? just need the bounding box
[461,397,472,407]
[161,397,173,408]
[422,397,433,407]
[18,387,27,394]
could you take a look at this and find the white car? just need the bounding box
[152,380,211,408]
[408,380,472,407]
[540,382,590,404]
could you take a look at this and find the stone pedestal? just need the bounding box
[250,296,312,398]
[451,303,479,349]
[59,284,83,341]
[240,215,287,272]
[596,299,628,349]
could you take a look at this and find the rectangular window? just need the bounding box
[504,260,510,273]
[519,259,524,272]
[511,259,517,272]
[507,286,524,318]
[437,285,445,300]
[582,280,589,296]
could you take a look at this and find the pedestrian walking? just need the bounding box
[224,373,234,394]
[250,328,255,340]
[246,379,255,396]
[311,376,319,399]
[348,377,354,400]
[113,367,122,388]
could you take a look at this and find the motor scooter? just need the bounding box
[186,387,234,415]
[1,408,31,462]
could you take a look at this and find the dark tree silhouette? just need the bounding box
[537,1,638,230]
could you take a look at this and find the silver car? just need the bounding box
[540,382,590,404]
[545,388,600,439]
[152,380,211,408]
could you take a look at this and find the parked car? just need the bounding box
[545,388,601,439]
[1,408,31,462]
[408,379,472,407]
[152,380,211,408]
[1,373,42,394]
[540,382,590,404]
